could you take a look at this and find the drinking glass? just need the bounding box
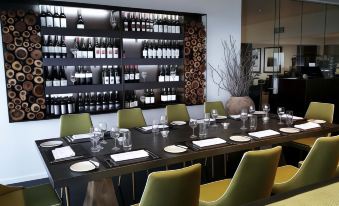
[110,11,118,30]
[277,107,285,124]
[98,122,107,144]
[248,105,255,116]
[170,66,176,81]
[240,108,248,130]
[110,127,120,152]
[160,130,170,138]
[90,127,101,153]
[141,71,147,82]
[122,130,132,151]
[160,115,168,130]
[249,115,257,131]
[70,72,76,85]
[204,113,210,127]
[152,120,159,133]
[198,122,207,138]
[286,110,294,127]
[210,109,218,127]
[262,104,270,122]
[189,119,198,138]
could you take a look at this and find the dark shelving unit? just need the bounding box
[45,84,123,94]
[124,81,184,90]
[122,58,183,65]
[122,31,183,40]
[40,27,120,38]
[43,58,122,66]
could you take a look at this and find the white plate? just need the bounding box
[40,140,63,148]
[70,161,96,172]
[308,119,326,124]
[164,145,187,154]
[119,128,129,132]
[253,111,266,115]
[171,121,186,125]
[216,116,227,120]
[230,136,251,142]
[279,128,301,133]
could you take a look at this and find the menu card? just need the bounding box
[52,146,75,160]
[193,138,226,147]
[294,122,321,130]
[111,150,149,162]
[248,130,280,138]
[72,133,92,140]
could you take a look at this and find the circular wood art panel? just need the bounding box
[1,9,45,122]
[184,21,206,105]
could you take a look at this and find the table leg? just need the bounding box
[211,157,215,179]
[224,154,227,177]
[65,186,70,206]
[83,178,119,206]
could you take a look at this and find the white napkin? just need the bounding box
[193,138,226,147]
[52,146,75,160]
[141,125,169,131]
[111,150,149,162]
[253,111,266,115]
[281,114,303,120]
[197,119,214,123]
[248,130,280,138]
[229,115,241,119]
[72,133,92,140]
[294,122,321,130]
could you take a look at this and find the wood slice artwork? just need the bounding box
[184,21,206,105]
[1,8,45,122]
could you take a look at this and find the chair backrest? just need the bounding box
[305,102,334,123]
[0,185,22,196]
[277,136,339,193]
[210,146,282,206]
[166,104,190,123]
[117,108,146,129]
[139,164,201,206]
[59,113,93,137]
[204,101,226,116]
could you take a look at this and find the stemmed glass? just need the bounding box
[240,108,248,130]
[170,66,176,81]
[110,127,120,152]
[277,107,285,124]
[90,127,101,153]
[160,115,168,130]
[141,71,147,82]
[248,105,255,116]
[262,104,270,122]
[189,119,197,138]
[98,122,107,144]
[70,72,76,85]
[210,109,218,127]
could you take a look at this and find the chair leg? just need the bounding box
[224,154,227,177]
[132,172,135,201]
[65,186,70,206]
[211,157,215,179]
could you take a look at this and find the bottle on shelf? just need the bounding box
[85,67,93,85]
[171,88,177,102]
[164,65,170,82]
[147,41,153,59]
[84,93,90,112]
[142,41,148,58]
[102,92,109,111]
[79,66,86,85]
[87,38,94,58]
[106,38,113,58]
[67,96,75,114]
[161,88,168,103]
[76,9,85,29]
[150,89,155,104]
[60,6,67,28]
[61,36,67,58]
[45,66,53,87]
[134,65,140,82]
[124,65,130,83]
[94,37,101,58]
[123,12,129,31]
[124,92,130,108]
[175,15,181,34]
[54,97,61,116]
[96,92,103,112]
[52,66,60,86]
[59,66,68,86]
[133,91,139,107]
[102,66,110,85]
[109,66,115,85]
[158,14,164,33]
[60,97,68,115]
[129,65,135,82]
[108,91,115,111]
[115,91,121,110]
[74,37,81,58]
[77,93,84,113]
[153,14,159,32]
[144,89,150,105]
[158,65,165,82]
[114,66,121,84]
[39,5,47,27]
[48,35,55,58]
[131,12,136,32]
[100,37,106,58]
[53,6,60,28]
[54,35,61,58]
[80,38,88,58]
[136,12,141,32]
[112,38,119,58]
[89,92,96,112]
[46,5,54,27]
[42,35,49,58]
[141,13,146,32]
[163,15,168,33]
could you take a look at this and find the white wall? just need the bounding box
[0,0,241,184]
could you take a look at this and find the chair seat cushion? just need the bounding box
[0,189,25,206]
[200,178,231,202]
[23,184,60,206]
[274,165,299,184]
[293,137,317,148]
[336,166,339,177]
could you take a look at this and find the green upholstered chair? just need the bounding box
[117,108,146,129]
[166,104,190,123]
[336,166,339,177]
[273,136,339,194]
[199,146,282,206]
[59,113,93,137]
[292,102,334,148]
[204,101,226,116]
[137,164,201,206]
[0,184,60,206]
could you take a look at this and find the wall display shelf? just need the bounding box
[1,1,207,122]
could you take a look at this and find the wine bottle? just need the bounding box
[171,41,176,59]
[80,67,86,85]
[42,35,49,58]
[46,95,51,115]
[124,65,130,82]
[60,97,67,115]
[165,65,170,82]
[150,89,155,104]
[100,37,106,58]
[108,66,114,85]
[115,91,121,110]
[84,93,90,112]
[174,65,180,81]
[141,13,146,32]
[125,92,130,108]
[60,7,67,28]
[74,66,80,85]
[158,14,163,32]
[167,15,172,33]
[76,9,85,29]
[171,15,176,33]
[163,14,168,33]
[131,12,136,32]
[60,66,67,86]
[54,97,61,116]
[75,37,81,58]
[153,14,159,32]
[53,6,61,28]
[123,12,129,31]
[134,65,140,82]
[142,41,148,58]
[161,88,167,102]
[46,5,54,27]
[157,40,162,58]
[85,67,93,85]
[175,15,181,34]
[136,12,142,32]
[50,96,55,115]
[61,36,67,58]
[45,66,53,87]
[162,40,167,58]
[158,65,165,82]
[109,91,115,111]
[106,38,113,59]
[114,66,120,84]
[166,40,172,58]
[39,5,47,27]
[145,89,150,104]
[152,40,157,58]
[78,93,85,113]
[89,92,96,112]
[129,65,135,82]
[102,92,109,111]
[87,38,94,58]
[81,38,88,58]
[54,36,61,58]
[96,92,103,112]
[113,38,119,58]
[171,88,177,102]
[94,37,101,58]
[175,41,180,58]
[133,92,138,107]
[147,41,153,59]
[103,66,110,85]
[48,35,55,58]
[52,66,60,86]
[67,96,75,114]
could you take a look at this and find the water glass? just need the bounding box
[110,127,120,152]
[90,127,101,153]
[204,113,210,127]
[160,130,170,138]
[160,115,168,130]
[152,120,159,133]
[122,130,132,151]
[286,110,294,127]
[189,119,198,138]
[263,104,270,120]
[249,105,255,116]
[249,115,257,131]
[198,122,207,138]
[98,122,107,144]
[211,109,218,127]
[240,108,248,130]
[277,107,285,124]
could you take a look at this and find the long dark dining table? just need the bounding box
[35,116,339,203]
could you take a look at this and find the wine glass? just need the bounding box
[90,127,101,153]
[110,127,120,152]
[170,66,176,81]
[277,107,285,124]
[70,72,76,85]
[248,105,255,116]
[262,104,270,122]
[240,108,248,130]
[98,122,107,144]
[210,109,218,127]
[141,71,147,82]
[110,11,118,30]
[189,119,197,138]
[160,115,168,130]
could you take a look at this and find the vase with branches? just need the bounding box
[209,36,256,114]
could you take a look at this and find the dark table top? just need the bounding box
[35,116,339,188]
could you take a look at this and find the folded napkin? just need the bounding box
[52,146,75,160]
[111,150,149,162]
[193,138,226,147]
[253,111,266,115]
[197,118,214,123]
[72,133,92,140]
[248,130,280,138]
[281,114,303,120]
[141,125,169,131]
[229,115,241,119]
[294,122,320,130]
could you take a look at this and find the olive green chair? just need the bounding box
[199,146,282,206]
[136,164,201,206]
[117,108,147,129]
[204,101,226,116]
[59,113,93,137]
[336,165,339,177]
[273,136,339,194]
[166,104,190,123]
[292,102,334,148]
[0,184,61,206]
